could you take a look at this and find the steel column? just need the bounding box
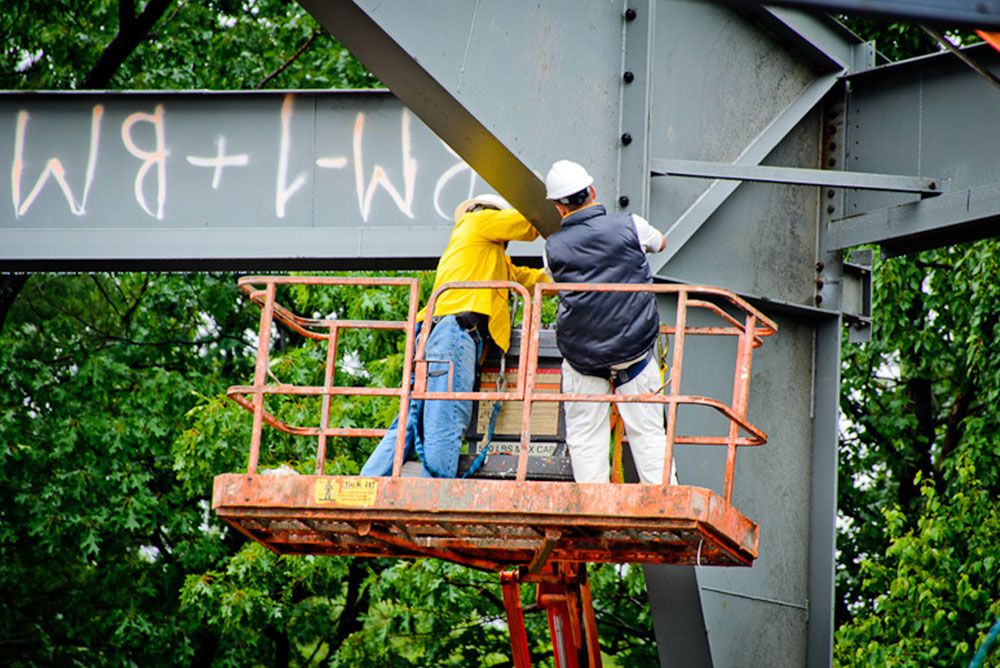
[807,314,841,668]
[618,0,656,216]
[644,565,713,667]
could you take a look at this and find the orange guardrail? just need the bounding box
[226,276,777,503]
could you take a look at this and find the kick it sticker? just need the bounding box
[314,478,378,507]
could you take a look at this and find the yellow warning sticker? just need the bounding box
[314,478,378,507]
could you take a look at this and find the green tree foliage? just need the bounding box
[0,273,258,663]
[832,17,999,667]
[835,457,1000,667]
[842,17,979,62]
[836,242,1000,666]
[842,18,939,61]
[1,271,658,665]
[1,0,379,91]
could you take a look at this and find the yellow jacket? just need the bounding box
[418,208,549,351]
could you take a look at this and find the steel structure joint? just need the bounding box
[842,249,873,344]
[816,90,855,327]
[849,40,876,74]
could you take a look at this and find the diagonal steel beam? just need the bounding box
[732,0,1000,31]
[653,72,841,271]
[739,4,863,72]
[298,0,561,236]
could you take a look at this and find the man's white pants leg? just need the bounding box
[561,360,613,483]
[616,359,668,484]
[561,359,673,484]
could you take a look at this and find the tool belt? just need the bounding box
[609,351,653,386]
[571,347,654,386]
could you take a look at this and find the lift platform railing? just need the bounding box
[401,279,534,477]
[227,275,421,476]
[522,283,778,502]
[227,276,538,477]
[411,280,532,403]
[226,276,777,500]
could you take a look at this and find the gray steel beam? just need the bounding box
[840,45,1000,213]
[0,90,545,270]
[825,182,1000,254]
[844,40,1000,84]
[727,0,1000,30]
[828,44,1000,254]
[652,158,940,194]
[653,72,841,269]
[298,0,641,238]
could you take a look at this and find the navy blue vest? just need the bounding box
[545,205,659,375]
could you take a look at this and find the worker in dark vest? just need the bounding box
[543,160,670,484]
[360,194,549,478]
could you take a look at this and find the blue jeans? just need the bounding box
[359,316,481,477]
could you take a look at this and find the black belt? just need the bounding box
[433,311,487,334]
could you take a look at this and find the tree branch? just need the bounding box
[82,0,174,89]
[256,30,321,89]
[442,577,506,611]
[110,272,131,305]
[899,374,935,508]
[0,274,29,332]
[328,560,374,651]
[120,274,149,329]
[939,381,974,468]
[89,275,125,319]
[593,609,656,644]
[23,282,116,338]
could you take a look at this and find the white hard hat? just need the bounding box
[545,160,593,200]
[453,193,511,223]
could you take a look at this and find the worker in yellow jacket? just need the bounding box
[360,194,549,477]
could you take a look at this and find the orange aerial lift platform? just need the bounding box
[213,275,777,667]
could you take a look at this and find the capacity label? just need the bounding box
[314,478,378,507]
